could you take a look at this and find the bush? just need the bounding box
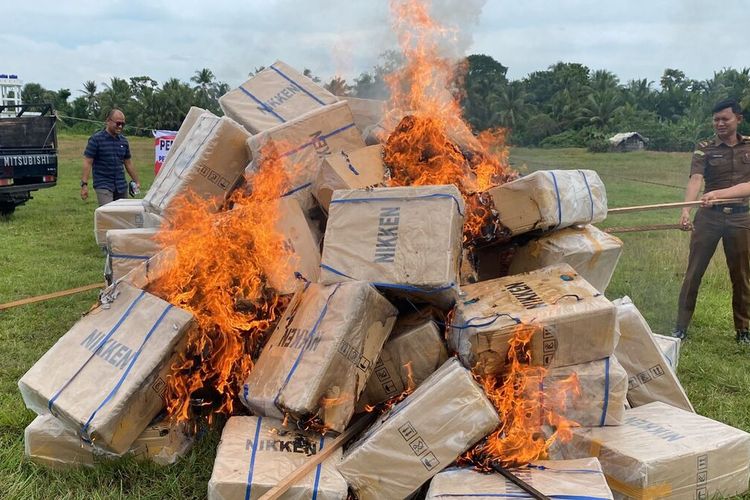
[587,138,611,153]
[540,130,585,148]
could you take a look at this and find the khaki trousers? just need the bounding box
[677,207,750,330]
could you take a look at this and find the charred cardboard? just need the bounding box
[508,224,623,293]
[208,416,347,500]
[320,184,465,309]
[426,458,613,499]
[94,199,163,248]
[337,358,500,500]
[488,169,607,236]
[219,60,338,135]
[654,333,681,370]
[164,106,210,165]
[144,115,250,219]
[449,263,618,375]
[312,145,386,212]
[106,227,161,283]
[613,296,694,413]
[551,402,750,500]
[18,282,194,454]
[241,281,397,432]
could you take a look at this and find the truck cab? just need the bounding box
[0,103,58,215]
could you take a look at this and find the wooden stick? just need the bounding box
[0,282,103,311]
[608,198,744,214]
[258,414,375,500]
[605,223,688,234]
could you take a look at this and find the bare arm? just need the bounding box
[81,156,93,200]
[679,174,704,229]
[123,158,140,188]
[702,182,750,204]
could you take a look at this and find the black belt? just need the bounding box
[708,204,750,214]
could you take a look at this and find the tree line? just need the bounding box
[21,54,750,152]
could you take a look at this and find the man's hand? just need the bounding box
[679,208,693,231]
[80,185,89,201]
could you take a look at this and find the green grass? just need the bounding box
[1,140,748,498]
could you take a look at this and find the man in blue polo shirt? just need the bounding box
[80,109,140,206]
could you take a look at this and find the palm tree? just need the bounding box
[581,89,622,128]
[494,82,528,129]
[79,80,99,117]
[98,77,132,117]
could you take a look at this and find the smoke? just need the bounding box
[428,0,487,60]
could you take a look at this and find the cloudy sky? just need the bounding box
[3,0,749,94]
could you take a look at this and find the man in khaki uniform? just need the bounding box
[674,99,750,343]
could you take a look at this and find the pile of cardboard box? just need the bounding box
[19,60,750,499]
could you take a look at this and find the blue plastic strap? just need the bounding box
[347,161,360,175]
[450,313,522,330]
[281,182,312,198]
[525,464,603,474]
[578,170,594,222]
[329,192,465,216]
[48,290,146,414]
[80,303,173,442]
[319,264,355,280]
[320,264,456,295]
[599,357,611,427]
[430,495,609,499]
[280,123,357,158]
[238,85,286,123]
[311,434,325,500]
[109,254,150,261]
[270,64,327,106]
[244,416,264,500]
[550,171,562,227]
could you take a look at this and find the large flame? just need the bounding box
[150,145,294,422]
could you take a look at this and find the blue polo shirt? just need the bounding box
[83,129,131,192]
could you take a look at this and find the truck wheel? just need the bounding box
[0,202,16,216]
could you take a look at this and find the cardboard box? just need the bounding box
[24,414,193,468]
[312,145,386,212]
[94,199,163,247]
[208,416,347,500]
[246,101,365,211]
[18,282,194,454]
[613,296,694,412]
[163,106,210,165]
[113,247,175,291]
[337,358,500,500]
[426,458,613,499]
[341,96,386,133]
[359,317,447,407]
[144,115,250,218]
[654,333,681,370]
[488,169,607,236]
[106,227,162,282]
[552,402,750,500]
[508,224,623,293]
[219,60,338,134]
[241,281,397,432]
[320,184,465,309]
[449,263,618,375]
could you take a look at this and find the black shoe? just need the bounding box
[672,328,688,340]
[736,329,750,345]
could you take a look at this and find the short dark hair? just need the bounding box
[712,98,742,114]
[106,108,124,120]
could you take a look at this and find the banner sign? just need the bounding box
[153,130,177,174]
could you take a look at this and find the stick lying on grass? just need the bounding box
[0,282,103,311]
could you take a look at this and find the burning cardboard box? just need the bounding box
[613,296,694,413]
[552,402,750,499]
[320,184,465,309]
[337,358,500,500]
[94,199,163,248]
[312,145,386,212]
[341,96,386,133]
[18,282,194,454]
[163,106,209,165]
[488,169,607,236]
[654,333,681,370]
[246,101,365,211]
[449,263,618,375]
[241,281,397,432]
[105,227,161,283]
[425,458,613,499]
[24,414,193,468]
[208,416,347,500]
[359,315,447,407]
[144,115,250,219]
[219,60,338,135]
[508,224,623,293]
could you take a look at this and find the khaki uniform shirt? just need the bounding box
[690,134,750,193]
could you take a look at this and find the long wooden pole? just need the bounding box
[0,282,103,311]
[605,223,687,234]
[608,198,744,214]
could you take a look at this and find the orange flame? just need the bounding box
[466,324,580,468]
[149,144,294,422]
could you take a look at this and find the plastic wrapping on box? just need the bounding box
[613,296,693,412]
[208,416,346,500]
[144,115,250,218]
[449,263,618,375]
[105,227,161,282]
[488,169,607,236]
[312,145,386,212]
[163,106,209,165]
[426,458,614,499]
[94,199,163,247]
[509,224,623,293]
[340,96,386,133]
[219,60,338,135]
[320,185,465,309]
[242,281,397,432]
[18,282,194,454]
[552,402,750,500]
[337,358,500,500]
[653,333,681,370]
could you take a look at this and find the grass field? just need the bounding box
[1,135,748,499]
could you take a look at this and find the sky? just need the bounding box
[3,0,749,95]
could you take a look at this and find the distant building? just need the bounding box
[608,132,647,152]
[0,74,23,117]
